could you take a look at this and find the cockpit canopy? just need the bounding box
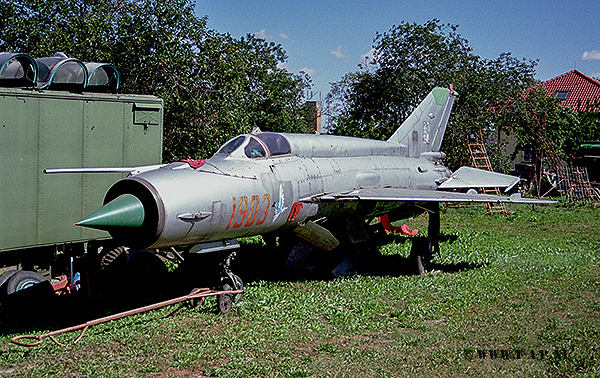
[214,132,291,159]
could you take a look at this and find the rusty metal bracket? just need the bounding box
[11,287,243,347]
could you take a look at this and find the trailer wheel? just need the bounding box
[6,270,48,295]
[0,270,18,293]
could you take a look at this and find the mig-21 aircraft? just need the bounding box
[47,87,553,285]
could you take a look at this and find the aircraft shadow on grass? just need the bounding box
[0,231,485,335]
[240,232,484,281]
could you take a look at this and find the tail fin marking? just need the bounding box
[388,87,457,158]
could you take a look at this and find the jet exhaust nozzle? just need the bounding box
[76,193,145,230]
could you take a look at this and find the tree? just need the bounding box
[495,87,578,161]
[493,86,600,195]
[326,19,538,170]
[0,0,311,160]
[159,31,312,160]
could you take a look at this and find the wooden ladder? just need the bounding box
[536,127,566,198]
[468,133,511,215]
[558,166,600,205]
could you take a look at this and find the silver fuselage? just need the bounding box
[107,133,451,249]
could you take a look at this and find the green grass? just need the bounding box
[1,203,599,377]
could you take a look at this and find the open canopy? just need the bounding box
[214,132,292,160]
[0,51,121,93]
[36,52,87,91]
[85,62,120,93]
[0,53,37,87]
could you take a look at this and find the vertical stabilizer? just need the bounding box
[388,87,457,158]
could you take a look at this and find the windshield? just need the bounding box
[212,133,291,159]
[214,136,245,156]
[256,132,291,156]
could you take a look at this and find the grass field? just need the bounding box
[1,203,599,377]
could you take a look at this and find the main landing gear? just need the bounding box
[410,203,440,275]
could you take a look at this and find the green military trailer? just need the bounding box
[0,53,163,303]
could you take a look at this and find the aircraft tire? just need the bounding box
[230,275,244,304]
[221,274,243,303]
[218,285,233,313]
[188,288,205,308]
[100,246,128,271]
[416,254,429,275]
[410,238,432,275]
[4,270,54,312]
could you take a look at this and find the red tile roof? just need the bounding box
[540,70,600,112]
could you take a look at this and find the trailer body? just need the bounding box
[0,87,163,255]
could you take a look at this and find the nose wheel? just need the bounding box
[217,290,233,313]
[186,251,244,313]
[218,252,244,312]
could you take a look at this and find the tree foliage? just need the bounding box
[495,86,600,176]
[488,86,600,195]
[0,0,311,160]
[494,87,578,161]
[326,19,539,170]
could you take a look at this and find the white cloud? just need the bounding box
[255,29,289,40]
[331,45,346,59]
[360,48,376,64]
[581,50,600,61]
[255,29,269,39]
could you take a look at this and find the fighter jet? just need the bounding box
[49,87,553,278]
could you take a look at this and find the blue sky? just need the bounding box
[196,0,600,101]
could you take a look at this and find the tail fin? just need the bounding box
[388,87,457,158]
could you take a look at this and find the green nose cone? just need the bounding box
[76,194,145,230]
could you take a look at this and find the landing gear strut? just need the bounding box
[217,252,244,312]
[184,240,244,313]
[412,203,440,275]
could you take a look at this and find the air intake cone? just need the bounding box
[76,194,145,230]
